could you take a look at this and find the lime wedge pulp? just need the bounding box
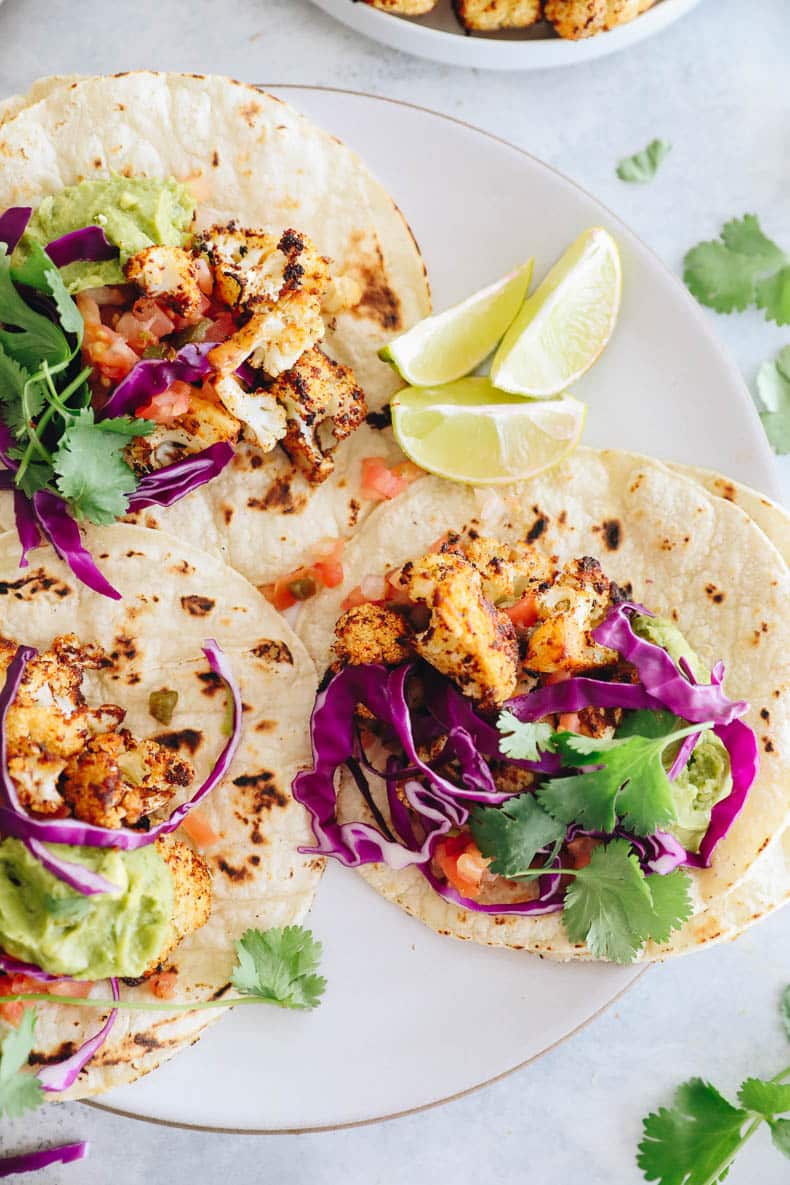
[391,377,586,486]
[380,261,533,387]
[490,227,621,397]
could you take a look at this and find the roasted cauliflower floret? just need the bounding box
[58,729,194,829]
[125,246,204,318]
[212,375,287,452]
[526,556,618,675]
[396,552,519,707]
[268,347,367,483]
[333,604,413,668]
[453,0,542,30]
[365,0,438,14]
[148,835,212,972]
[544,0,654,39]
[446,535,553,606]
[125,389,242,471]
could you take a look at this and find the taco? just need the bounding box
[293,449,790,962]
[0,523,320,1097]
[0,72,430,600]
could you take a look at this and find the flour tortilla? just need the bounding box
[0,524,321,1097]
[296,449,790,960]
[0,72,430,590]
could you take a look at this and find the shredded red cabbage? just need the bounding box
[24,837,119,896]
[0,206,32,252]
[127,441,234,510]
[31,492,122,601]
[683,718,759,868]
[506,675,664,723]
[592,602,747,724]
[37,979,119,1093]
[0,1142,88,1178]
[0,951,64,982]
[0,641,241,889]
[99,342,214,420]
[45,225,117,268]
[14,491,41,568]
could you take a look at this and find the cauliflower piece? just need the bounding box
[148,835,212,972]
[526,556,618,675]
[544,0,654,39]
[267,347,367,483]
[396,552,519,707]
[58,729,194,830]
[7,739,68,817]
[212,374,287,452]
[365,0,438,13]
[446,535,553,606]
[333,604,413,667]
[322,274,364,316]
[453,0,542,30]
[125,390,242,471]
[125,246,203,318]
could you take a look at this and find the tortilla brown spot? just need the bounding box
[251,639,293,665]
[153,729,203,755]
[0,570,72,600]
[180,595,215,617]
[526,515,548,543]
[602,519,622,550]
[216,858,251,882]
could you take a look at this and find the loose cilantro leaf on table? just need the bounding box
[756,345,790,453]
[638,986,790,1183]
[616,138,671,184]
[231,926,326,1010]
[497,711,556,761]
[684,215,790,324]
[539,717,704,835]
[562,840,692,963]
[470,793,565,879]
[53,408,152,525]
[0,1009,44,1119]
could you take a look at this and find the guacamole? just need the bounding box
[632,613,709,682]
[0,837,173,979]
[19,175,195,293]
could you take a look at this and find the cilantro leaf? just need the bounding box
[44,265,84,342]
[496,711,555,761]
[0,1008,44,1119]
[231,926,326,1010]
[52,408,149,525]
[737,1078,790,1117]
[563,840,657,962]
[13,457,53,499]
[0,346,39,437]
[638,1078,748,1185]
[470,793,566,879]
[540,718,690,835]
[684,215,790,323]
[0,247,70,371]
[781,985,790,1042]
[756,346,790,453]
[770,1117,790,1159]
[643,869,693,943]
[616,138,671,184]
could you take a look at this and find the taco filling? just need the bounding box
[293,534,758,962]
[0,177,367,597]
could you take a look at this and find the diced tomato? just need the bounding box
[115,299,176,352]
[565,836,598,870]
[135,380,193,424]
[81,285,128,308]
[149,970,179,1000]
[361,457,418,502]
[312,537,345,589]
[76,292,102,327]
[47,979,93,1000]
[545,670,572,685]
[434,833,490,900]
[341,585,368,611]
[203,312,236,343]
[182,172,212,203]
[505,592,539,628]
[0,976,27,1026]
[80,292,140,381]
[180,807,221,849]
[557,713,581,733]
[265,543,347,610]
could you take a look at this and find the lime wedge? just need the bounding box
[391,377,585,486]
[380,261,533,386]
[490,228,621,397]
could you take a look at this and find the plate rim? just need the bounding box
[86,83,770,1136]
[308,0,706,69]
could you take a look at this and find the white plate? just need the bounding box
[310,0,705,70]
[92,87,777,1133]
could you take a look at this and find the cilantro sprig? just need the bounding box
[755,344,790,454]
[638,986,790,1183]
[684,215,790,324]
[0,1008,44,1119]
[0,244,154,517]
[616,138,671,184]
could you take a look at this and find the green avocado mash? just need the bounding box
[0,837,173,979]
[633,614,732,851]
[18,175,195,293]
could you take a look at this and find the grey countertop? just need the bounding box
[1,0,789,1180]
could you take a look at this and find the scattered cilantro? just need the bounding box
[0,1009,44,1119]
[230,926,327,1010]
[562,840,692,963]
[756,345,790,454]
[0,247,70,372]
[0,347,37,436]
[638,986,790,1183]
[539,718,706,835]
[470,793,565,879]
[684,215,790,324]
[53,408,151,525]
[496,711,556,761]
[616,139,671,184]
